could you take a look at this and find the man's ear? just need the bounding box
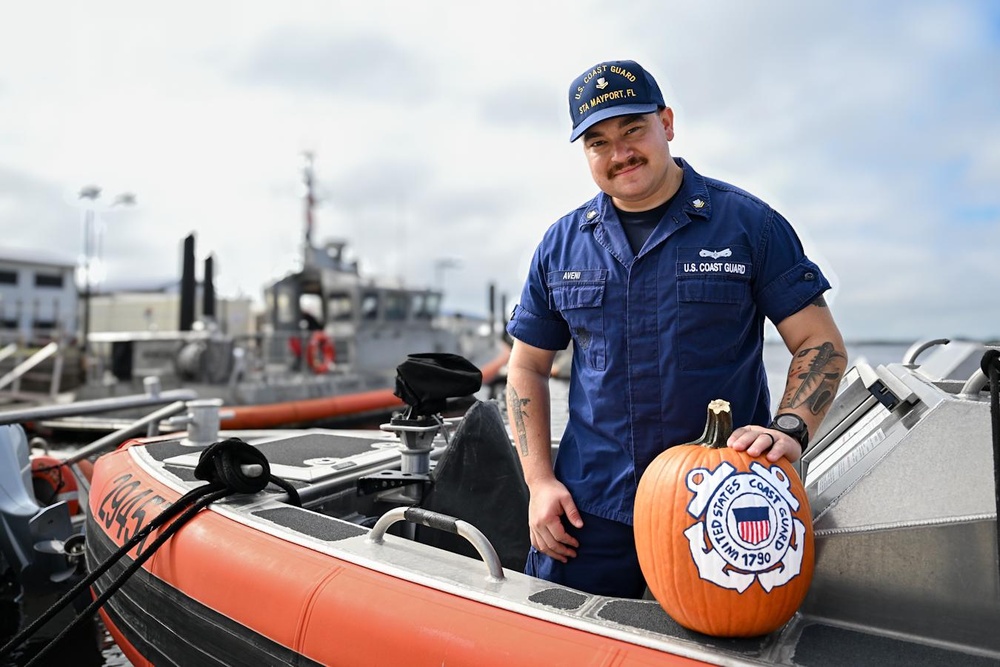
[659,107,675,141]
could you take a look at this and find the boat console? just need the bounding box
[799,339,1000,655]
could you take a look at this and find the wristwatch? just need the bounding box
[768,413,810,450]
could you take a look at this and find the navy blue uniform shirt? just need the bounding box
[507,158,831,524]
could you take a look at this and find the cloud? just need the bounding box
[615,0,1000,341]
[477,84,564,134]
[234,27,431,100]
[0,0,996,343]
[0,168,81,266]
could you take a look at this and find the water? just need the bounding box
[762,340,914,410]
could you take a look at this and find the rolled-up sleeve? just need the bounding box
[507,304,571,350]
[754,210,831,324]
[758,257,830,324]
[506,245,571,350]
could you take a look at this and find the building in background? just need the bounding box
[88,278,255,338]
[0,248,78,344]
[0,248,255,344]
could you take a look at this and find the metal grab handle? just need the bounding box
[367,507,505,582]
[902,338,949,365]
[960,368,989,398]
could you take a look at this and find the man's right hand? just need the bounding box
[527,478,584,563]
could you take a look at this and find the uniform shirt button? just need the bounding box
[803,271,816,281]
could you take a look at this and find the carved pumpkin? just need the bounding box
[634,399,814,637]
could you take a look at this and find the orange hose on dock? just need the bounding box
[221,388,405,429]
[221,346,509,430]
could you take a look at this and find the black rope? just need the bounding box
[31,461,77,507]
[0,437,284,665]
[0,481,220,664]
[195,437,301,506]
[25,488,229,667]
[270,475,302,507]
[982,349,1000,590]
[30,460,72,473]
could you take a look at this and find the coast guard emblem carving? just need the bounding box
[683,461,807,593]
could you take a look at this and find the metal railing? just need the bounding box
[0,341,60,394]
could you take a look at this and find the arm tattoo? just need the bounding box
[811,295,828,307]
[781,341,846,415]
[506,386,532,456]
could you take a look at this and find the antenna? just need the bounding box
[302,151,316,261]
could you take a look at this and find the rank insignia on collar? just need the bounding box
[692,198,705,209]
[586,210,598,220]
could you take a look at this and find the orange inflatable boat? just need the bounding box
[81,341,1000,666]
[85,403,718,666]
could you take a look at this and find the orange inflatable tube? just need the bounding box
[88,440,702,667]
[221,346,510,430]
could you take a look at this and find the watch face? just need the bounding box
[775,414,803,430]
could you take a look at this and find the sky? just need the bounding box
[1,0,997,343]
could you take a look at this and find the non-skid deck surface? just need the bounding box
[144,433,393,487]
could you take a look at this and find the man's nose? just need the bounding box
[609,139,634,163]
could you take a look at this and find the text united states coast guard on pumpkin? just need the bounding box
[683,460,807,593]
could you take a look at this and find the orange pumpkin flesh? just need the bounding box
[634,399,814,637]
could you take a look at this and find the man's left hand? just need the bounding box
[727,426,802,463]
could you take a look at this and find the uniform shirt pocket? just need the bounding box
[548,270,607,371]
[676,278,748,370]
[675,247,752,371]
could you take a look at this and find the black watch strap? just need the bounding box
[768,413,809,450]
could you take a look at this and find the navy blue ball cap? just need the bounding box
[568,60,665,142]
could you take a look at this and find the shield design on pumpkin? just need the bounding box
[733,505,770,545]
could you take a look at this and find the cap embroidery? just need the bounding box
[573,65,644,117]
[568,60,664,142]
[574,65,611,101]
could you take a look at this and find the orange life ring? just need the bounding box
[31,456,91,515]
[306,331,336,374]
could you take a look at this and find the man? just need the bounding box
[505,59,846,598]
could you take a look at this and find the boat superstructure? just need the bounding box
[64,155,509,431]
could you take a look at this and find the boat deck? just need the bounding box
[114,382,999,667]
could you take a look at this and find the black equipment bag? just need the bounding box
[393,353,483,416]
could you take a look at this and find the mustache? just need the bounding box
[608,156,645,178]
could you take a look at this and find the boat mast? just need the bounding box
[302,151,316,267]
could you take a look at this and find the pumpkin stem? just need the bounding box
[695,399,734,449]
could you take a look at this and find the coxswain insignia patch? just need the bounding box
[699,248,732,259]
[682,461,807,593]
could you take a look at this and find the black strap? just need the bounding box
[982,349,1000,588]
[1,437,294,665]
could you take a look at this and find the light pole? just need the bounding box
[77,186,136,373]
[78,185,101,361]
[434,258,461,291]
